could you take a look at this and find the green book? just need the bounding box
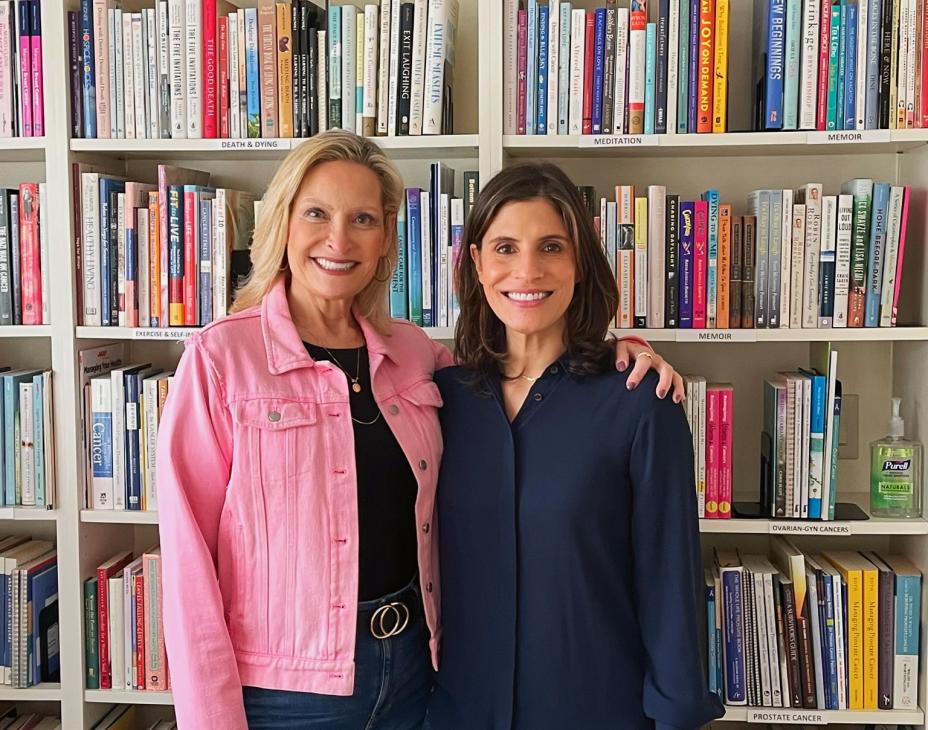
[841,178,873,327]
[826,4,842,130]
[84,577,98,689]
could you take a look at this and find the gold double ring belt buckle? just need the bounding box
[370,601,411,639]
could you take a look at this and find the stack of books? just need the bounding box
[0,184,50,326]
[0,367,54,509]
[94,708,173,730]
[0,1,45,138]
[0,710,60,730]
[683,376,733,519]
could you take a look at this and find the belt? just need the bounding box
[358,584,420,640]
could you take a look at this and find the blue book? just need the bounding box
[718,560,746,704]
[80,0,96,138]
[864,0,880,129]
[819,569,838,708]
[864,182,890,327]
[688,0,700,132]
[844,2,857,130]
[537,4,549,134]
[886,554,922,711]
[677,0,690,132]
[390,205,409,319]
[526,0,538,136]
[99,178,125,327]
[26,555,57,685]
[828,382,842,520]
[31,374,43,508]
[703,189,720,327]
[678,202,695,327]
[645,23,657,134]
[765,0,787,129]
[245,8,262,136]
[836,1,849,129]
[783,0,801,130]
[558,2,572,134]
[3,371,40,506]
[199,197,213,325]
[826,5,842,130]
[591,8,606,133]
[405,189,423,326]
[706,574,717,695]
[800,369,826,519]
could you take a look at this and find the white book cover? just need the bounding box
[647,186,665,327]
[18,384,33,507]
[614,9,629,135]
[503,0,518,134]
[213,189,227,318]
[419,191,431,314]
[168,0,186,138]
[90,377,113,509]
[158,1,171,138]
[132,14,148,140]
[143,377,163,511]
[139,208,150,327]
[341,5,357,134]
[782,376,796,516]
[557,1,571,134]
[116,193,126,327]
[880,186,905,326]
[377,0,392,135]
[819,194,837,327]
[801,184,822,328]
[799,375,810,517]
[11,0,19,137]
[617,186,634,327]
[606,201,617,281]
[905,0,916,125]
[93,0,112,139]
[122,11,136,140]
[184,0,202,138]
[833,193,853,327]
[546,0,560,135]
[388,0,401,134]
[109,575,125,690]
[697,379,706,516]
[897,0,909,128]
[363,5,379,132]
[830,569,848,708]
[568,9,585,134]
[228,14,240,139]
[146,9,160,139]
[318,30,328,131]
[107,6,117,138]
[666,0,679,134]
[114,8,125,138]
[799,0,819,129]
[438,193,449,325]
[423,0,460,134]
[409,0,430,135]
[0,6,13,137]
[753,568,772,706]
[81,173,102,326]
[38,183,48,325]
[855,0,868,129]
[789,202,805,329]
[780,188,793,327]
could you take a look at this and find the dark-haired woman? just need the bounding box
[426,163,725,729]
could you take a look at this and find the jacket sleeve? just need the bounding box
[429,338,456,371]
[629,389,725,730]
[157,336,248,730]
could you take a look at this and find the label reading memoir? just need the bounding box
[219,139,289,150]
[578,134,659,148]
[807,130,891,144]
[676,330,757,343]
[769,522,852,535]
[132,328,194,340]
[746,709,826,724]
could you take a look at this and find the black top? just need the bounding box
[429,362,724,730]
[304,343,418,602]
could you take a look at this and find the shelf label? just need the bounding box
[218,139,290,150]
[769,521,852,535]
[132,328,195,340]
[578,134,659,148]
[747,710,826,724]
[676,330,757,343]
[806,130,891,144]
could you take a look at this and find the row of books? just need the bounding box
[682,376,734,519]
[71,0,459,141]
[754,0,928,132]
[504,0,732,136]
[0,538,58,689]
[760,344,841,521]
[93,708,174,730]
[0,368,54,509]
[709,540,922,711]
[0,1,44,138]
[76,163,256,328]
[85,548,169,692]
[0,184,49,327]
[0,707,60,730]
[388,163,478,328]
[584,179,910,330]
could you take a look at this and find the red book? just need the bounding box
[517,10,527,135]
[696,0,715,133]
[219,16,230,139]
[693,199,708,328]
[705,386,720,519]
[816,6,831,130]
[18,183,40,324]
[96,552,133,690]
[135,572,146,690]
[183,188,198,326]
[203,0,218,139]
[718,384,734,519]
[582,12,595,134]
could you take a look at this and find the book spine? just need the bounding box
[863,567,878,708]
[408,0,428,136]
[245,9,260,137]
[655,0,668,133]
[218,14,229,138]
[647,186,665,326]
[667,0,679,133]
[890,186,910,325]
[879,186,903,326]
[644,22,656,134]
[277,4,293,138]
[168,0,186,137]
[199,198,211,325]
[847,184,871,326]
[582,12,595,134]
[696,0,714,132]
[816,1,831,129]
[29,0,42,136]
[134,572,145,689]
[705,388,719,517]
[704,188,719,327]
[844,2,858,129]
[601,5,615,135]
[665,194,679,327]
[258,0,278,137]
[396,3,412,135]
[183,0,201,138]
[802,185,823,328]
[517,10,527,135]
[730,215,743,327]
[864,182,889,326]
[568,10,584,134]
[712,0,728,132]
[827,5,841,129]
[693,199,708,328]
[89,0,104,139]
[158,2,170,137]
[628,0,647,133]
[406,190,422,325]
[18,183,39,325]
[69,12,83,138]
[538,5,550,134]
[717,204,731,328]
[84,579,99,688]
[558,2,571,134]
[864,0,881,127]
[893,572,920,709]
[799,0,820,129]
[742,215,756,327]
[720,567,747,704]
[81,0,97,138]
[202,0,217,138]
[819,194,837,326]
[378,0,393,135]
[876,563,894,709]
[677,0,689,132]
[855,0,868,129]
[679,201,694,328]
[634,195,648,326]
[182,188,197,325]
[526,0,537,134]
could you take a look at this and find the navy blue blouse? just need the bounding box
[427,361,725,730]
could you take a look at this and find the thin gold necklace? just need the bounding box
[322,346,363,393]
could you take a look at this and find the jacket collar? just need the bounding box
[261,277,396,375]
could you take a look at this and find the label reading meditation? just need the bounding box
[769,521,852,535]
[807,130,891,144]
[218,139,290,150]
[676,330,757,343]
[578,134,659,148]
[746,709,826,724]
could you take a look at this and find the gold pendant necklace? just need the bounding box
[322,346,363,393]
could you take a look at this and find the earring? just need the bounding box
[373,255,392,283]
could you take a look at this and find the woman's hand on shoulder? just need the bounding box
[613,338,685,403]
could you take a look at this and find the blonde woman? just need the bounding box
[157,130,682,730]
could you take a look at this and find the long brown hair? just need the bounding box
[454,162,618,377]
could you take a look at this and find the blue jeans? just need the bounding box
[243,581,434,729]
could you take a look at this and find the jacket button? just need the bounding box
[388,404,399,415]
[422,522,430,533]
[426,581,433,593]
[533,393,543,402]
[550,365,559,374]
[418,460,428,471]
[268,411,281,422]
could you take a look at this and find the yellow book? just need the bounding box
[712,0,729,133]
[634,197,649,327]
[276,3,293,138]
[861,556,879,708]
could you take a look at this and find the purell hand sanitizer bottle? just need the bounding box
[870,397,923,518]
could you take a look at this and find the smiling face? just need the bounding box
[470,197,577,341]
[286,160,391,306]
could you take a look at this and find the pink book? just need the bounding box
[17,0,32,136]
[143,549,168,691]
[922,8,928,127]
[18,183,40,324]
[124,182,157,328]
[582,12,595,135]
[718,385,734,519]
[134,572,146,689]
[816,6,830,131]
[705,386,720,519]
[693,199,709,328]
[183,188,198,325]
[891,186,911,326]
[203,0,218,139]
[29,0,42,136]
[517,10,527,135]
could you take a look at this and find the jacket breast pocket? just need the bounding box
[394,379,444,475]
[231,398,320,483]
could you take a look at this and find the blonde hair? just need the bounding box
[231,129,405,333]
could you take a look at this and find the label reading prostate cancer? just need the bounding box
[746,709,826,724]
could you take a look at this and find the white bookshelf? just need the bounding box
[0,0,920,727]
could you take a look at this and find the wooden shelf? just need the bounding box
[719,705,925,724]
[0,683,62,702]
[81,510,158,525]
[85,689,173,706]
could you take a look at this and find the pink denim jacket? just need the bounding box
[157,277,453,729]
